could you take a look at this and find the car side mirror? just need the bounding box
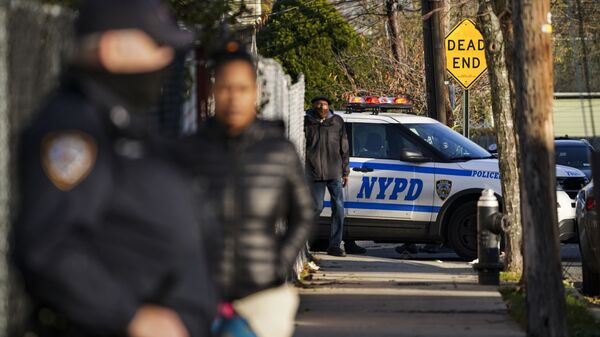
[399,150,431,163]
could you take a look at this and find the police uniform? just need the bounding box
[10,1,216,336]
[12,73,216,337]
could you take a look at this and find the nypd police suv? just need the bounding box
[313,97,587,260]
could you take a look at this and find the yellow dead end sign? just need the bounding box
[445,19,488,90]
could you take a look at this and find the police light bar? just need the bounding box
[346,96,413,115]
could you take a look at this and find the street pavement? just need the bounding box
[294,242,582,337]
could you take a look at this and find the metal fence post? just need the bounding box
[0,3,10,334]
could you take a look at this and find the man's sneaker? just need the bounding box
[395,243,419,255]
[345,241,367,254]
[327,246,346,257]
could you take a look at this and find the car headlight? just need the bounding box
[556,180,564,191]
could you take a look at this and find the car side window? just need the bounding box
[352,123,389,159]
[385,124,422,159]
[350,123,423,160]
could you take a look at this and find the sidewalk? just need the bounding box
[294,251,525,337]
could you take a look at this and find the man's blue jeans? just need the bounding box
[311,179,345,249]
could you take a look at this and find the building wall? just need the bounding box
[554,97,600,138]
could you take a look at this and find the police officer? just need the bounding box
[11,1,216,337]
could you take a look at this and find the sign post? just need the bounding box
[464,89,469,138]
[445,19,488,137]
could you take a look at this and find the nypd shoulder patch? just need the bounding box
[41,131,97,191]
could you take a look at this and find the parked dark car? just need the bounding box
[556,139,594,179]
[575,181,600,295]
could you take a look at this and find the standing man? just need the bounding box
[11,1,216,337]
[305,97,366,256]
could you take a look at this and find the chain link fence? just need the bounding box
[256,58,308,277]
[0,1,75,335]
[258,58,306,159]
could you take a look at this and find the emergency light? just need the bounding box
[346,96,413,115]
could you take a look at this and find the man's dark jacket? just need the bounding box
[304,109,350,181]
[181,118,314,301]
[11,77,217,337]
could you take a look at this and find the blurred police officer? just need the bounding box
[11,1,216,337]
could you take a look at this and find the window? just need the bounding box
[353,123,388,159]
[555,145,591,170]
[405,123,491,160]
[350,123,422,160]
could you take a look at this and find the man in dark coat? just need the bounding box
[304,97,366,256]
[11,1,216,337]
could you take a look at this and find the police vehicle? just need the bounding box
[315,96,587,260]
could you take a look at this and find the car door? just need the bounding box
[345,120,436,223]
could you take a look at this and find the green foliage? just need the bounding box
[552,0,600,93]
[168,0,237,45]
[500,271,522,283]
[257,0,363,107]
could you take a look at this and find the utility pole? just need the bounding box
[422,0,447,125]
[512,0,568,336]
[385,0,402,64]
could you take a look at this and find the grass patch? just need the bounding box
[500,272,522,283]
[585,296,600,306]
[500,286,600,337]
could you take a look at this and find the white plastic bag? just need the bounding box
[232,284,299,337]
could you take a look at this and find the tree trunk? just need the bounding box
[385,0,403,64]
[493,0,515,109]
[512,1,568,336]
[477,1,523,275]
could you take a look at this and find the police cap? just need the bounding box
[75,0,193,50]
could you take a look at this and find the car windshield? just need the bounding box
[404,123,492,161]
[555,145,590,170]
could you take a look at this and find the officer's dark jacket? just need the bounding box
[304,109,350,181]
[181,118,314,301]
[11,77,216,337]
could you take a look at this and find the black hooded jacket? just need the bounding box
[12,76,217,337]
[182,118,314,301]
[304,109,350,181]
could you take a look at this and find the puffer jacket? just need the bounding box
[182,118,314,301]
[304,109,350,181]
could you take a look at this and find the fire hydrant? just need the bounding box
[473,189,505,285]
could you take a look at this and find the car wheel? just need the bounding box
[448,201,478,261]
[577,220,600,296]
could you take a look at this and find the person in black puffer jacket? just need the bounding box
[304,98,366,256]
[181,42,314,329]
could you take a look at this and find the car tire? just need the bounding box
[577,219,600,296]
[448,201,478,261]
